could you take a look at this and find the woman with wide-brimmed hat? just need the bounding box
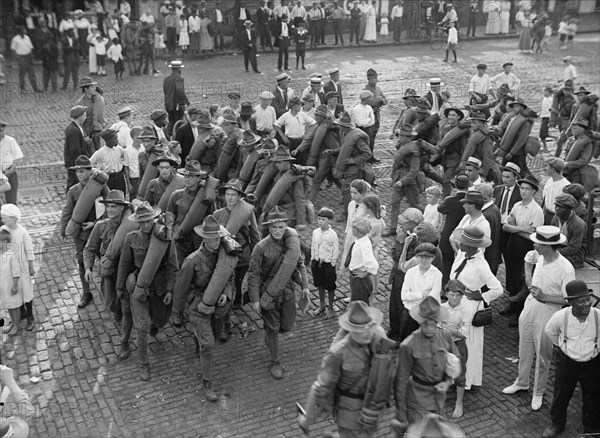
[502,226,575,412]
[450,225,503,390]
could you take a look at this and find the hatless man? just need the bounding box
[64,106,94,192]
[542,157,570,225]
[11,26,39,92]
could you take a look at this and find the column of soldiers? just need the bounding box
[59,61,598,436]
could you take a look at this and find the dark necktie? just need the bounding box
[344,242,355,268]
[500,187,510,215]
[283,90,288,108]
[453,256,474,279]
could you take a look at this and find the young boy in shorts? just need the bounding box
[310,207,339,318]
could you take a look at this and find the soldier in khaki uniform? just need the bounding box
[144,150,182,206]
[172,215,238,401]
[83,190,134,360]
[117,202,178,381]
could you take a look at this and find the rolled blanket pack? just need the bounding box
[436,125,469,153]
[499,114,526,154]
[176,175,220,238]
[201,244,239,306]
[252,162,279,201]
[65,170,109,239]
[156,174,185,211]
[132,221,171,301]
[100,207,137,277]
[137,148,164,200]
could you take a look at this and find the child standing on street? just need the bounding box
[443,21,458,63]
[107,37,125,80]
[310,207,339,319]
[539,86,554,153]
[566,17,578,49]
[92,33,109,76]
[557,15,569,49]
[295,21,308,70]
[0,229,22,337]
[542,22,552,51]
[379,13,389,39]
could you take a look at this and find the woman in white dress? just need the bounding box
[484,0,502,35]
[0,204,35,335]
[364,1,378,42]
[199,13,214,52]
[500,0,511,34]
[450,226,503,390]
[86,25,98,74]
[178,15,190,53]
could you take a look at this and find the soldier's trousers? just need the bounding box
[120,291,134,347]
[188,305,222,379]
[261,294,296,363]
[75,236,92,298]
[340,171,362,214]
[389,183,420,229]
[101,274,121,322]
[309,156,341,204]
[131,292,171,363]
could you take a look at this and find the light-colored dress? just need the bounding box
[500,0,511,34]
[86,31,97,74]
[178,19,190,47]
[0,224,34,309]
[484,0,501,35]
[364,5,377,41]
[340,201,367,269]
[379,17,389,36]
[199,17,214,51]
[451,250,503,389]
[518,14,533,50]
[0,250,21,310]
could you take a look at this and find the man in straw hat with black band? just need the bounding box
[172,215,238,401]
[542,279,600,437]
[117,202,178,381]
[247,206,309,380]
[502,226,575,413]
[83,190,134,360]
[163,60,189,136]
[298,300,395,437]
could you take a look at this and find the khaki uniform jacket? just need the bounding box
[83,217,120,271]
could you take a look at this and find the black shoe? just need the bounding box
[118,344,131,361]
[77,294,93,309]
[499,306,514,316]
[26,319,35,331]
[508,314,519,327]
[149,326,159,336]
[219,322,231,343]
[542,425,565,438]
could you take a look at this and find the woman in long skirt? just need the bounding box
[178,15,190,53]
[518,11,533,52]
[199,13,214,52]
[363,1,377,42]
[87,26,98,74]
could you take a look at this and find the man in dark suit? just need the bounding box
[424,77,444,114]
[61,29,80,90]
[163,60,189,136]
[64,105,94,191]
[323,67,343,105]
[272,73,294,118]
[256,0,274,50]
[234,1,252,48]
[240,20,261,73]
[438,173,470,285]
[478,183,502,275]
[493,161,522,268]
[174,107,205,165]
[213,2,226,50]
[273,15,292,71]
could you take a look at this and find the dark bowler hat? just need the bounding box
[99,190,131,206]
[177,160,208,177]
[150,109,168,121]
[517,174,539,191]
[460,191,484,205]
[444,107,464,120]
[554,193,578,209]
[263,205,290,224]
[270,145,295,162]
[333,111,354,128]
[564,280,594,300]
[128,201,161,221]
[151,150,180,167]
[100,128,119,145]
[194,214,227,238]
[237,129,261,147]
[69,155,93,170]
[218,179,246,197]
[240,102,255,116]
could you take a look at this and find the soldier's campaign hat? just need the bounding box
[118,106,133,118]
[325,91,340,101]
[338,300,383,333]
[263,205,290,224]
[78,77,97,88]
[177,160,208,177]
[151,150,180,167]
[452,225,492,248]
[68,155,93,170]
[502,94,516,106]
[333,111,354,128]
[563,79,574,90]
[128,201,161,221]
[564,280,594,300]
[397,123,417,137]
[270,145,295,162]
[572,118,590,129]
[194,215,227,238]
[137,126,159,139]
[366,68,378,78]
[240,102,255,116]
[508,98,528,109]
[168,59,185,68]
[237,130,262,147]
[259,137,279,152]
[99,190,131,206]
[465,156,482,169]
[500,161,521,177]
[227,90,241,99]
[314,104,328,117]
[100,128,119,145]
[409,296,449,323]
[554,194,578,209]
[497,83,511,96]
[444,107,464,120]
[403,88,420,99]
[218,179,246,197]
[575,86,591,95]
[70,105,87,119]
[517,174,539,191]
[149,110,168,121]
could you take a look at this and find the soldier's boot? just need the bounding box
[203,379,218,402]
[270,361,284,380]
[118,343,131,361]
[172,311,183,328]
[219,320,231,343]
[78,293,93,309]
[139,362,150,382]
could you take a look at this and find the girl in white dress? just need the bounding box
[0,229,21,336]
[87,26,98,74]
[379,13,389,38]
[178,15,190,53]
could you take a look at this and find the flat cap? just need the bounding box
[554,194,578,209]
[545,157,565,173]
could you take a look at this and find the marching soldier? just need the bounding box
[60,155,109,309]
[117,202,178,381]
[144,150,182,206]
[247,206,310,379]
[172,215,239,401]
[83,190,134,360]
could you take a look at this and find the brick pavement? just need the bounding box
[1,36,599,437]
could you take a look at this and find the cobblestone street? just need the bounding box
[0,34,599,437]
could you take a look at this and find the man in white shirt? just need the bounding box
[90,128,127,193]
[464,156,483,186]
[124,126,143,198]
[346,217,379,303]
[254,91,277,136]
[0,121,24,204]
[469,63,492,109]
[213,2,226,50]
[273,96,315,162]
[10,26,40,92]
[111,106,134,149]
[274,0,291,19]
[291,0,308,26]
[563,56,577,83]
[543,280,600,438]
[542,157,570,224]
[352,90,375,145]
[491,62,521,97]
[391,0,404,42]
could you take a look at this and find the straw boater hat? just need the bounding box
[338,301,383,332]
[529,225,567,246]
[263,205,290,224]
[452,225,492,248]
[118,106,133,118]
[68,155,92,170]
[168,59,185,68]
[308,76,323,86]
[465,156,482,169]
[218,179,246,197]
[260,91,275,99]
[99,190,131,206]
[276,73,290,84]
[177,160,208,177]
[564,280,594,300]
[128,202,161,221]
[194,215,227,239]
[409,296,449,323]
[151,150,180,167]
[270,145,295,162]
[237,130,261,147]
[500,161,521,178]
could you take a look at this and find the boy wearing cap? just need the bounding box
[353,91,376,148]
[551,193,587,268]
[347,217,379,304]
[310,207,339,318]
[64,106,94,191]
[491,62,520,97]
[542,157,570,224]
[294,21,308,69]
